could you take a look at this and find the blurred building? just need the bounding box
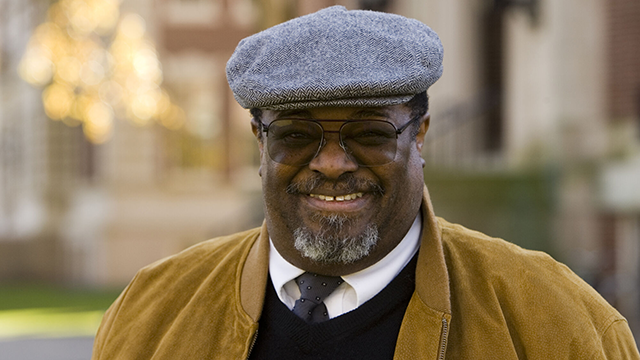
[0,0,266,287]
[0,0,638,336]
[395,0,640,336]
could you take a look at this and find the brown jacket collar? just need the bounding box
[240,185,451,321]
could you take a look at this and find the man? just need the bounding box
[92,6,640,359]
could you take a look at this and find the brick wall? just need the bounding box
[607,0,640,120]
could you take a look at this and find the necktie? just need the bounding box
[292,272,343,323]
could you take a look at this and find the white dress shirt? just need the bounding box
[269,214,421,319]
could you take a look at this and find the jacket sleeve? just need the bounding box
[91,273,138,360]
[596,319,640,359]
[91,300,119,360]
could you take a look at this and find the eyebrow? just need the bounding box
[275,109,313,119]
[347,109,390,119]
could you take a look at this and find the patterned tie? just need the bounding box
[292,272,343,323]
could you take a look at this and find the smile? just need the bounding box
[308,192,364,202]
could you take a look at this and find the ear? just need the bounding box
[251,118,265,155]
[415,113,430,152]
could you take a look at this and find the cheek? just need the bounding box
[262,164,282,192]
[389,149,425,201]
[261,161,299,201]
[377,145,421,187]
[399,143,424,178]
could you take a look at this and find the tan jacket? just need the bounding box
[92,187,640,359]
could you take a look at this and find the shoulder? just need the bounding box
[92,227,263,359]
[136,226,262,283]
[437,217,610,311]
[436,218,638,358]
[438,217,564,278]
[112,225,262,309]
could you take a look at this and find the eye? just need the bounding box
[269,121,322,147]
[353,134,392,146]
[355,129,390,138]
[343,123,395,146]
[280,131,315,144]
[282,131,311,139]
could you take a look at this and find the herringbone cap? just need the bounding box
[226,6,443,110]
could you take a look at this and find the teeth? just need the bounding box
[309,192,363,202]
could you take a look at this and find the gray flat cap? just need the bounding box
[226,6,443,110]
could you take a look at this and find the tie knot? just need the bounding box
[296,272,343,304]
[292,272,343,323]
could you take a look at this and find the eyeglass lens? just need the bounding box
[266,119,399,167]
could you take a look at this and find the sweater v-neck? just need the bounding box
[251,254,417,357]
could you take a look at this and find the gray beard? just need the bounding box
[293,214,379,264]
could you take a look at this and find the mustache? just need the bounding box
[286,173,385,196]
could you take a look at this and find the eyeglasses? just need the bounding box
[260,117,418,167]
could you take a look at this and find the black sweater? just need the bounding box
[248,254,417,359]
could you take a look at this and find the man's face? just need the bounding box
[253,105,429,275]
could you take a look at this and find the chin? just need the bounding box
[293,223,379,265]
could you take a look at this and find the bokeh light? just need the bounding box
[84,101,114,143]
[42,82,74,120]
[118,13,146,40]
[18,47,54,86]
[18,0,184,144]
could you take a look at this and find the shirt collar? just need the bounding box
[341,214,421,306]
[269,242,305,302]
[269,213,421,308]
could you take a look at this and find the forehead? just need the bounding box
[262,105,411,125]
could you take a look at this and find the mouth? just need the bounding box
[289,174,383,213]
[308,192,364,202]
[304,191,371,213]
[286,174,385,198]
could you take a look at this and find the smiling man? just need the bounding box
[92,6,639,360]
[256,104,428,277]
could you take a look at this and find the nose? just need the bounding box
[307,135,358,179]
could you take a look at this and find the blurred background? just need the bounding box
[0,0,639,357]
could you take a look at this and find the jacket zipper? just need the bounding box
[438,317,449,360]
[246,329,258,359]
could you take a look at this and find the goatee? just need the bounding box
[293,213,379,264]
